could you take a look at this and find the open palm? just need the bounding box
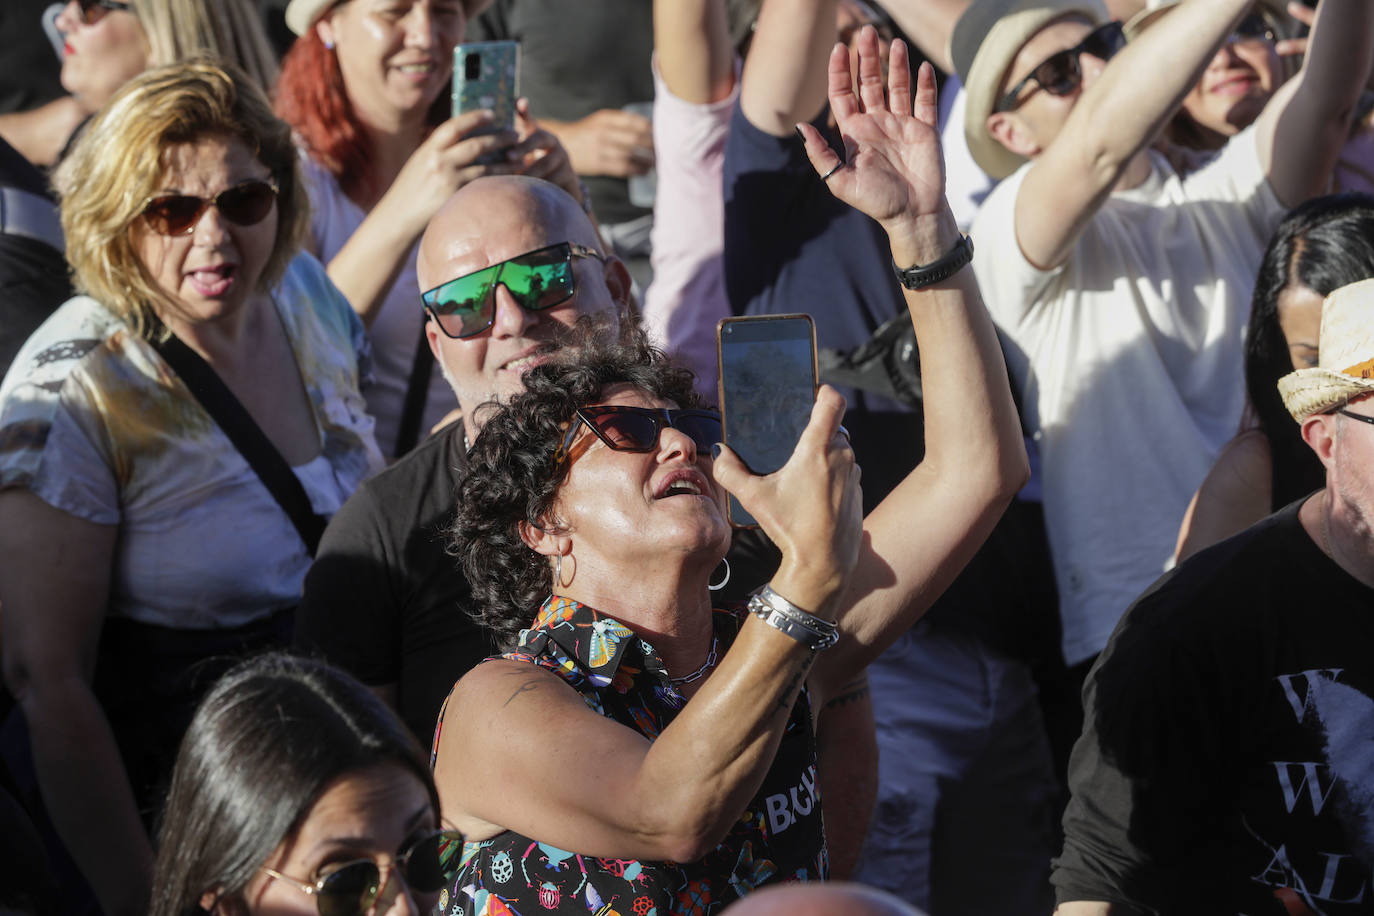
[798,28,946,231]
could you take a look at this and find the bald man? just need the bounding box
[295,176,635,740]
[721,883,929,916]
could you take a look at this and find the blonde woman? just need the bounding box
[0,61,382,916]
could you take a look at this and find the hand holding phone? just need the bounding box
[452,40,519,163]
[716,315,819,528]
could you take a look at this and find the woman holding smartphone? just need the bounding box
[431,30,1027,912]
[275,0,583,456]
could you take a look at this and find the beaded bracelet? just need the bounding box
[747,585,840,651]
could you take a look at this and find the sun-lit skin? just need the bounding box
[55,0,149,113]
[545,384,732,591]
[236,763,438,916]
[131,134,278,331]
[1179,35,1279,144]
[416,177,629,445]
[992,16,1107,159]
[315,0,469,135]
[1321,394,1374,578]
[1277,282,1325,370]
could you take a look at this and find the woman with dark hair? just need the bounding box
[1175,191,1374,559]
[274,0,582,456]
[431,31,1028,913]
[150,653,462,916]
[0,61,382,916]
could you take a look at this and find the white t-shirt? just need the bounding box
[971,126,1285,664]
[0,253,385,629]
[641,57,739,397]
[301,155,456,457]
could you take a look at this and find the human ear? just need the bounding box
[519,518,570,557]
[314,17,336,49]
[987,111,1041,159]
[601,255,637,321]
[1301,413,1338,469]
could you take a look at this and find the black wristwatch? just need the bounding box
[891,234,974,290]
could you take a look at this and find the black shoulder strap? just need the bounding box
[394,325,435,457]
[150,324,325,555]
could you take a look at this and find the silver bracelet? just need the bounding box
[748,586,839,651]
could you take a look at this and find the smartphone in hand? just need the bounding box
[717,314,819,528]
[452,40,519,163]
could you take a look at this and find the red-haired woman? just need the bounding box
[275,0,582,456]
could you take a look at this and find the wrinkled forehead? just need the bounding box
[1003,14,1096,91]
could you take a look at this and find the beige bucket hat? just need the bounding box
[285,0,492,36]
[1278,279,1374,421]
[951,0,1109,180]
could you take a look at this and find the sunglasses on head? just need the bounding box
[995,20,1125,113]
[421,242,607,340]
[76,0,132,25]
[139,179,278,236]
[556,405,723,465]
[259,828,465,916]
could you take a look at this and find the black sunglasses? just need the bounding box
[1228,12,1276,46]
[556,406,723,464]
[139,179,279,236]
[77,0,132,25]
[421,241,607,340]
[995,21,1125,113]
[1337,408,1374,426]
[260,828,465,916]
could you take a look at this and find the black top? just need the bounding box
[296,422,496,741]
[0,137,69,380]
[466,0,654,226]
[1053,497,1374,914]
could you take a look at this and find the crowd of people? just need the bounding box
[1,0,1373,914]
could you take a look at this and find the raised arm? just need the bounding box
[655,0,735,105]
[1012,0,1251,269]
[741,0,840,136]
[1254,0,1374,207]
[438,390,863,862]
[0,491,151,916]
[880,0,969,74]
[797,30,1028,695]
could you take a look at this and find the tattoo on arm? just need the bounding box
[774,654,817,713]
[822,677,871,711]
[503,678,543,708]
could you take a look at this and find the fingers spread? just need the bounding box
[827,41,860,121]
[914,61,939,128]
[887,38,912,116]
[856,26,887,113]
[796,122,843,182]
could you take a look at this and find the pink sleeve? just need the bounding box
[642,56,740,401]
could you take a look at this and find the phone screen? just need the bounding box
[451,40,519,130]
[717,315,818,528]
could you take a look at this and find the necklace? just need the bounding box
[669,635,719,687]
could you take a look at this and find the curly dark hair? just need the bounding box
[453,323,705,650]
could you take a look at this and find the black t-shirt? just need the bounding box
[466,0,654,226]
[1053,497,1374,914]
[296,423,496,742]
[0,137,70,380]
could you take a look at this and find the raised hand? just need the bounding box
[711,386,864,617]
[796,28,946,237]
[509,98,584,205]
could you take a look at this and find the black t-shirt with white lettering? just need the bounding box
[1053,498,1374,914]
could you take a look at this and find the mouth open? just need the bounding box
[655,469,710,499]
[188,264,237,298]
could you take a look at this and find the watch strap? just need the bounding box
[892,233,974,290]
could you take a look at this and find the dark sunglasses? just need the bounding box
[139,179,278,236]
[421,241,606,340]
[76,0,132,25]
[556,406,723,464]
[1228,12,1276,46]
[260,828,465,916]
[995,20,1125,113]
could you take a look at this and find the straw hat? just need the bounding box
[951,0,1108,180]
[1123,0,1290,42]
[1278,279,1374,421]
[284,0,332,36]
[285,0,492,36]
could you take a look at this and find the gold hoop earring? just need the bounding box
[554,551,575,589]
